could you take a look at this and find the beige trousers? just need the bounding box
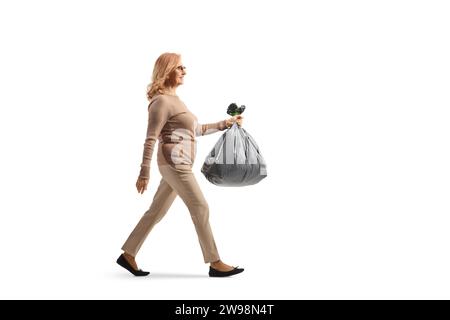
[121,164,220,263]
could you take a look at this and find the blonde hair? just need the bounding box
[146,52,181,101]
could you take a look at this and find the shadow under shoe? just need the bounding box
[116,254,150,277]
[209,266,244,277]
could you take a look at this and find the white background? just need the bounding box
[0,0,449,299]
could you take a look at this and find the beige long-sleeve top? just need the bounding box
[139,94,228,179]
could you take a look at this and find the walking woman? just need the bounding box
[117,52,244,277]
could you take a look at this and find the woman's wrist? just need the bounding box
[139,165,150,179]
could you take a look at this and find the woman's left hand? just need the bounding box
[226,115,244,128]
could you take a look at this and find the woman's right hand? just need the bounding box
[226,115,243,128]
[136,177,149,194]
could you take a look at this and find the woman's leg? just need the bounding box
[121,177,177,257]
[158,164,220,263]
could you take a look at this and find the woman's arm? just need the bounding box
[139,97,171,179]
[195,115,243,136]
[194,120,228,136]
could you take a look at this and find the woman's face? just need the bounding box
[174,61,186,86]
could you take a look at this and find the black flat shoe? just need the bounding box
[209,266,244,277]
[116,254,150,277]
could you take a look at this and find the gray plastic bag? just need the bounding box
[201,123,267,186]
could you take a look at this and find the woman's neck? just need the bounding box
[164,87,177,96]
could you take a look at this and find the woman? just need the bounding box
[117,52,244,277]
